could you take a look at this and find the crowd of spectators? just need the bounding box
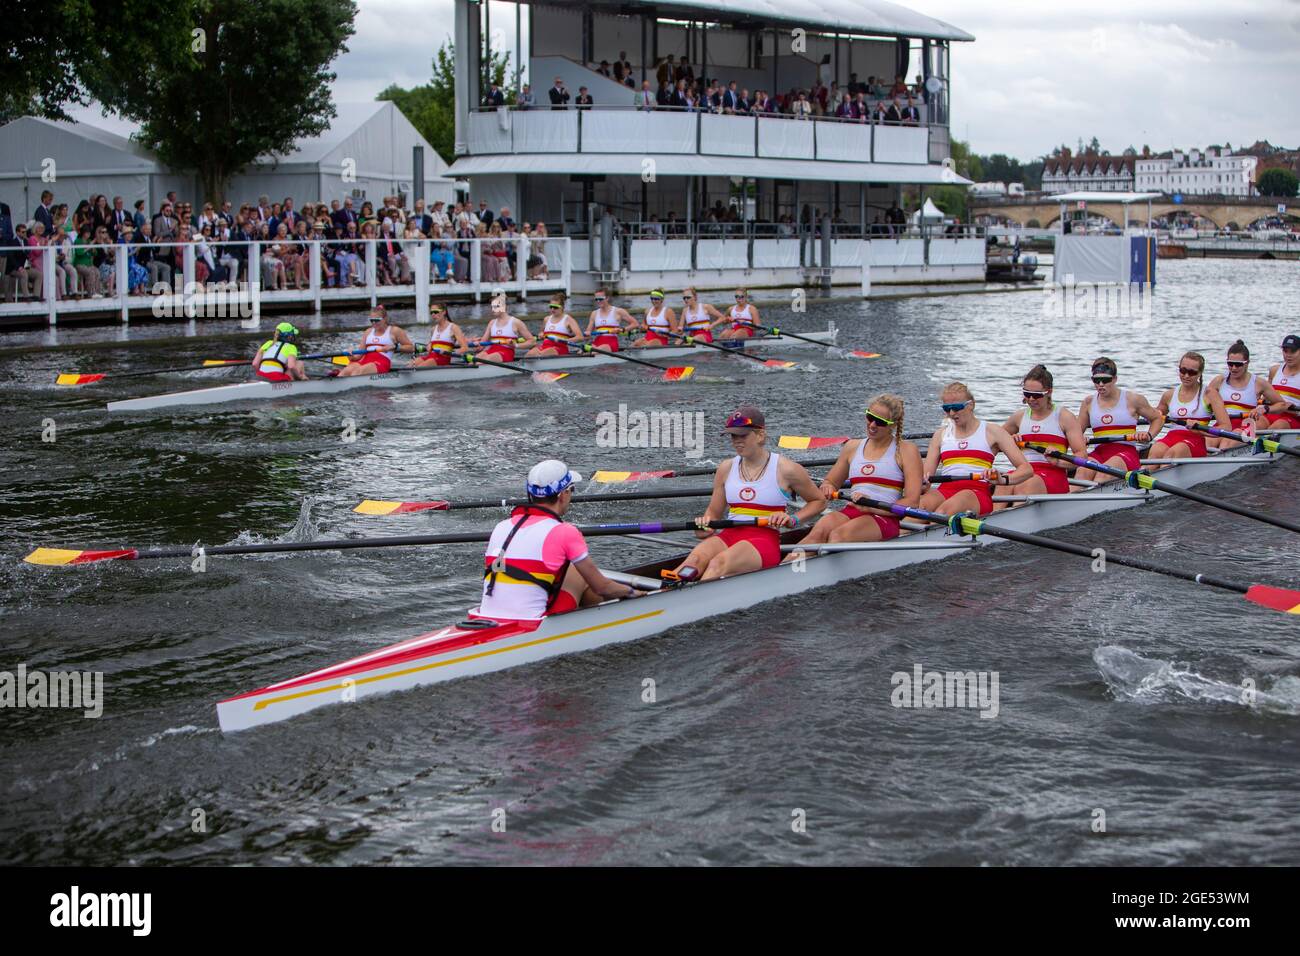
[2,189,554,301]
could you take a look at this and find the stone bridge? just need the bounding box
[971,195,1289,230]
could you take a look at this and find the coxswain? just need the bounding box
[336,305,416,377]
[525,296,585,357]
[584,289,638,352]
[1148,350,1232,464]
[472,459,640,621]
[475,292,535,362]
[671,405,825,580]
[719,289,762,340]
[630,289,678,347]
[1002,364,1087,494]
[252,322,308,382]
[410,302,470,367]
[1265,333,1300,430]
[1073,357,1165,482]
[1205,339,1290,448]
[920,382,1032,516]
[678,287,727,343]
[793,394,923,548]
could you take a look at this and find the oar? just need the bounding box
[665,331,796,369]
[889,503,1300,615]
[465,352,568,383]
[736,322,880,358]
[23,517,771,566]
[580,343,694,381]
[355,486,716,514]
[57,351,358,386]
[592,456,842,484]
[1172,419,1300,460]
[1027,445,1300,536]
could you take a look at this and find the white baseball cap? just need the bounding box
[526,459,583,498]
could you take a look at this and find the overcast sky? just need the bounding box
[70,0,1300,161]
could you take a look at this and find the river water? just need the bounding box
[2,258,1298,865]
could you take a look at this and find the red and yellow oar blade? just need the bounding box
[779,435,850,450]
[591,469,675,483]
[331,356,351,366]
[763,359,797,369]
[24,547,138,566]
[532,371,570,383]
[662,366,695,381]
[1244,585,1300,614]
[353,499,451,515]
[849,350,882,359]
[56,373,106,386]
[201,359,247,367]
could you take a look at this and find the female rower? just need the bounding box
[672,405,825,580]
[1073,357,1164,481]
[1002,364,1087,495]
[795,394,923,546]
[1148,350,1232,464]
[525,295,585,357]
[920,382,1032,516]
[719,289,762,340]
[252,322,308,382]
[630,289,678,347]
[1265,333,1300,429]
[679,287,727,343]
[475,293,535,362]
[585,289,638,352]
[336,306,416,376]
[410,302,470,367]
[1205,339,1290,448]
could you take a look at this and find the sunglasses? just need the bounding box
[682,294,694,300]
[865,411,894,427]
[548,304,562,310]
[940,401,970,413]
[369,317,383,323]
[1091,375,1114,384]
[1178,366,1200,376]
[1226,360,1247,368]
[594,298,607,303]
[1022,389,1048,399]
[734,294,746,299]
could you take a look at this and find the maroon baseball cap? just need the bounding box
[723,404,766,434]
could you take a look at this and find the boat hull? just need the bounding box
[216,436,1295,732]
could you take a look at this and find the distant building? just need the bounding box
[1041,151,1135,194]
[1134,147,1257,197]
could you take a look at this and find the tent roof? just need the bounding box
[257,101,453,180]
[0,115,159,171]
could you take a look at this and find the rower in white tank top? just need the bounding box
[1218,376,1258,419]
[845,438,904,504]
[937,420,996,476]
[1019,403,1068,463]
[724,452,791,520]
[729,302,755,331]
[1087,387,1139,440]
[363,325,395,351]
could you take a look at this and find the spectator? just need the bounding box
[633,80,656,111]
[485,81,506,107]
[132,199,147,231]
[901,96,920,126]
[752,90,773,113]
[92,225,117,295]
[34,190,55,235]
[332,196,358,233]
[72,224,101,295]
[722,80,740,112]
[91,195,111,235]
[497,205,515,231]
[656,80,673,108]
[644,215,662,237]
[575,86,593,110]
[848,73,861,95]
[477,199,494,228]
[884,97,903,124]
[890,74,908,97]
[23,222,47,299]
[656,54,675,87]
[518,84,535,110]
[409,199,432,236]
[431,200,451,233]
[736,88,752,113]
[616,51,634,87]
[671,79,688,109]
[137,222,171,289]
[837,94,861,120]
[429,224,456,282]
[50,228,79,298]
[219,200,234,228]
[106,196,130,238]
[380,220,410,284]
[792,90,813,119]
[337,222,362,285]
[596,60,612,79]
[548,77,570,109]
[117,223,148,293]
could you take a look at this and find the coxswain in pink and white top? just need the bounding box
[1074,356,1164,481]
[719,289,762,340]
[584,289,638,352]
[1205,339,1290,448]
[672,404,825,580]
[1003,364,1088,495]
[1265,333,1300,430]
[679,287,727,344]
[631,289,678,347]
[411,302,470,368]
[525,297,585,357]
[475,294,535,363]
[472,460,638,622]
[1150,350,1232,464]
[920,382,1032,516]
[794,394,923,550]
[336,305,416,376]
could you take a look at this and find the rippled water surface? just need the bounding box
[2,259,1298,865]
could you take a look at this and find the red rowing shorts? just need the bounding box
[1089,442,1142,471]
[356,351,392,373]
[422,351,452,366]
[717,526,782,568]
[480,344,516,362]
[645,329,668,344]
[548,590,578,615]
[686,329,713,343]
[729,325,757,338]
[937,479,994,515]
[1030,462,1071,494]
[255,370,292,382]
[838,506,902,539]
[538,339,569,355]
[1266,412,1300,429]
[592,334,620,351]
[1156,429,1207,457]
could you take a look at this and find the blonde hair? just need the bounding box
[942,381,973,402]
[868,393,906,468]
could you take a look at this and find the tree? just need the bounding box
[1088,135,1101,153]
[1257,168,1299,198]
[1123,145,1137,156]
[91,0,357,206]
[949,139,981,181]
[931,185,968,221]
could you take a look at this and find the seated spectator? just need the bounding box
[118,224,149,293]
[23,222,47,299]
[752,90,773,113]
[72,224,101,296]
[890,74,908,97]
[92,225,117,295]
[885,97,903,124]
[736,88,752,113]
[837,95,861,120]
[633,79,656,111]
[616,52,634,87]
[429,224,456,282]
[644,215,662,236]
[901,96,921,126]
[596,60,612,79]
[791,90,813,119]
[656,80,673,108]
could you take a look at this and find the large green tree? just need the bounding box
[1257,167,1299,198]
[94,0,356,205]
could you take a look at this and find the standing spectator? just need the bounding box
[106,196,130,238]
[152,201,178,245]
[24,222,48,299]
[431,200,451,233]
[722,81,740,112]
[548,77,570,109]
[656,54,675,87]
[575,86,593,110]
[92,225,117,296]
[218,200,234,228]
[633,80,655,111]
[72,224,101,295]
[132,199,147,230]
[518,84,535,110]
[616,51,634,87]
[90,195,111,235]
[409,199,432,236]
[497,205,516,230]
[34,190,55,235]
[477,199,494,228]
[656,80,673,108]
[791,91,813,119]
[485,81,506,107]
[596,60,612,79]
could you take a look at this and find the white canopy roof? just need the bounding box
[448,153,971,186]
[541,0,974,42]
[0,116,160,175]
[1053,191,1160,204]
[913,197,944,221]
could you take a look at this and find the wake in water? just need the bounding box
[220,497,326,556]
[1094,645,1300,716]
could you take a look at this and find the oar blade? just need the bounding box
[1244,585,1300,614]
[201,360,245,367]
[763,359,797,369]
[532,371,570,383]
[24,547,138,566]
[849,350,882,359]
[353,499,451,515]
[662,366,694,381]
[331,356,351,366]
[56,373,105,386]
[591,469,674,483]
[779,435,849,449]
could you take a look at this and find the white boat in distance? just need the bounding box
[105,328,839,413]
[216,433,1298,732]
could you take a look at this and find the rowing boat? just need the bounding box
[105,328,838,413]
[215,432,1298,732]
